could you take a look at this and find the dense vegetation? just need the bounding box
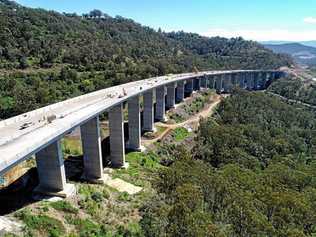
[268,77,316,106]
[141,90,316,236]
[0,0,292,119]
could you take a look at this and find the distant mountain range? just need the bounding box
[261,41,316,48]
[263,42,316,66]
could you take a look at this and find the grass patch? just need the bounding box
[16,209,65,237]
[66,217,110,236]
[118,192,131,202]
[111,151,161,200]
[62,138,82,156]
[50,200,78,214]
[171,127,190,142]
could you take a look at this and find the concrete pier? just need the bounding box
[238,72,245,88]
[185,79,194,96]
[201,75,207,88]
[231,73,237,88]
[80,116,104,183]
[253,72,259,90]
[246,72,254,90]
[166,82,176,109]
[223,74,231,93]
[193,78,201,91]
[176,81,185,103]
[260,72,267,89]
[109,104,126,168]
[143,89,155,132]
[155,86,166,121]
[208,75,215,89]
[127,95,143,151]
[35,141,75,197]
[215,75,223,93]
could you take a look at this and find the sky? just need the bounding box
[15,0,316,42]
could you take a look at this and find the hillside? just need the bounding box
[0,0,292,119]
[264,43,316,66]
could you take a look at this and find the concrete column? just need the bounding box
[166,82,176,109]
[260,72,267,89]
[223,74,232,93]
[215,75,223,93]
[246,72,254,90]
[264,72,273,88]
[208,75,215,89]
[194,77,201,91]
[109,103,126,168]
[237,73,243,88]
[231,73,237,88]
[81,116,104,183]
[238,73,245,89]
[201,75,207,88]
[35,141,75,197]
[271,72,276,80]
[176,81,185,103]
[155,86,166,121]
[143,89,155,132]
[127,95,142,151]
[253,72,260,90]
[185,79,194,96]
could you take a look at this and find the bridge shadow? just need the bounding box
[0,168,38,215]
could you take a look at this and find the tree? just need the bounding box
[89,9,103,18]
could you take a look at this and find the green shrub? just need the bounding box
[172,127,190,142]
[118,192,131,202]
[16,209,65,237]
[50,200,78,214]
[91,192,104,203]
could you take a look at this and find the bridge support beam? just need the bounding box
[143,89,155,132]
[215,75,223,93]
[246,72,254,90]
[80,116,104,183]
[260,72,267,89]
[231,73,237,89]
[193,77,201,91]
[176,81,185,103]
[238,72,245,89]
[109,103,126,168]
[254,72,260,90]
[34,141,76,198]
[223,74,232,93]
[208,75,215,89]
[155,86,166,121]
[166,82,176,109]
[127,95,143,151]
[201,75,207,88]
[185,79,194,96]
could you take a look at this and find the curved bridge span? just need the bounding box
[0,70,284,197]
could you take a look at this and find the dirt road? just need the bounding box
[142,94,223,146]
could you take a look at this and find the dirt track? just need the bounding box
[142,94,223,146]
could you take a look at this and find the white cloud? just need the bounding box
[201,28,316,41]
[304,17,316,24]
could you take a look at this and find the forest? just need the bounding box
[0,0,292,119]
[268,77,316,106]
[140,90,316,237]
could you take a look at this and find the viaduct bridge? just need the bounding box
[0,70,284,197]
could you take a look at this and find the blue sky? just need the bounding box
[16,0,316,41]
